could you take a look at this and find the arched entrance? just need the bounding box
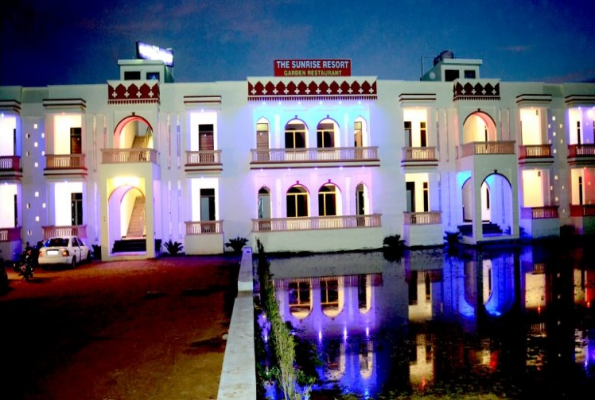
[107,185,147,254]
[114,115,154,149]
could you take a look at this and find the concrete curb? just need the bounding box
[217,247,256,399]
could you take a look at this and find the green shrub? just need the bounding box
[163,240,183,256]
[225,236,248,254]
[91,244,102,260]
[383,234,405,262]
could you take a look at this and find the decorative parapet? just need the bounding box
[42,225,87,239]
[0,227,21,242]
[453,80,500,101]
[185,220,223,234]
[459,141,515,157]
[403,211,442,225]
[252,214,381,232]
[520,206,559,219]
[101,149,159,164]
[108,81,160,105]
[247,77,377,101]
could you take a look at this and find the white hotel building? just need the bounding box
[0,52,594,261]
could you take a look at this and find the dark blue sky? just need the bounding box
[2,0,595,86]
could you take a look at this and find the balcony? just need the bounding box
[42,225,87,239]
[459,141,516,158]
[403,211,442,225]
[570,204,595,217]
[44,154,87,177]
[567,144,595,165]
[185,220,223,235]
[184,150,222,173]
[250,146,380,169]
[402,212,443,246]
[518,144,553,165]
[0,155,22,180]
[251,214,382,232]
[520,206,559,219]
[101,149,159,164]
[0,227,21,242]
[401,147,438,167]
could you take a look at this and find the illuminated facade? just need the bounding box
[1,53,594,261]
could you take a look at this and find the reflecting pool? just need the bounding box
[258,242,595,399]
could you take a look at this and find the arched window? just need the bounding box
[285,120,306,149]
[286,185,308,217]
[256,119,269,150]
[463,112,497,144]
[318,184,337,216]
[258,187,271,219]
[317,119,337,148]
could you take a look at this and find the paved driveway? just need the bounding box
[0,255,239,400]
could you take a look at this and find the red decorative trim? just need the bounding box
[248,79,377,101]
[108,82,160,105]
[453,82,500,101]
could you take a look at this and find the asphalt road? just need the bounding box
[0,255,239,400]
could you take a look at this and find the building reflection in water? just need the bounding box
[264,244,595,398]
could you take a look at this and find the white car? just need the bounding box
[38,236,91,268]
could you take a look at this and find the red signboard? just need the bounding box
[274,59,351,77]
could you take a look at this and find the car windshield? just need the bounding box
[45,238,69,247]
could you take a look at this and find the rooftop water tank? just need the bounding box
[433,50,455,66]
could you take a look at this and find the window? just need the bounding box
[71,192,83,225]
[317,122,335,148]
[200,189,216,221]
[256,122,269,150]
[124,71,141,80]
[423,182,429,212]
[404,121,412,147]
[146,72,160,80]
[354,121,363,147]
[318,184,337,216]
[577,121,582,145]
[286,186,308,217]
[444,69,460,82]
[285,122,306,149]
[420,122,427,147]
[320,278,339,309]
[464,70,476,79]
[289,280,311,313]
[70,127,82,154]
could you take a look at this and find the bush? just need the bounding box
[91,244,102,260]
[383,234,405,262]
[225,236,248,254]
[163,240,183,256]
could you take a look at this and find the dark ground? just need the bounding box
[0,255,240,400]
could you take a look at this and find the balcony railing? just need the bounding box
[250,146,379,163]
[568,144,595,158]
[0,155,21,171]
[101,149,158,164]
[520,206,559,219]
[459,141,516,158]
[570,204,595,217]
[42,225,87,239]
[45,154,86,169]
[252,214,382,232]
[402,147,438,162]
[0,227,21,242]
[185,150,222,165]
[185,220,223,235]
[403,211,442,225]
[519,144,552,159]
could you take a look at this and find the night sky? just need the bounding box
[1,0,595,87]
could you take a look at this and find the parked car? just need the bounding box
[38,236,91,268]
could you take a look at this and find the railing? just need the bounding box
[570,204,595,217]
[42,225,87,239]
[101,149,159,164]
[185,220,223,235]
[0,155,21,171]
[252,214,382,232]
[568,144,595,158]
[185,150,222,165]
[520,206,559,219]
[403,211,442,225]
[402,147,438,162]
[518,144,552,159]
[460,141,516,158]
[45,154,86,169]
[0,227,21,242]
[250,146,378,163]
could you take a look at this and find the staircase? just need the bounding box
[458,222,503,237]
[126,197,145,238]
[111,238,162,254]
[131,135,146,149]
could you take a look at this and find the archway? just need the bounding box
[114,115,154,149]
[107,185,147,254]
[462,111,497,144]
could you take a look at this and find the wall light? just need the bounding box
[34,124,38,129]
